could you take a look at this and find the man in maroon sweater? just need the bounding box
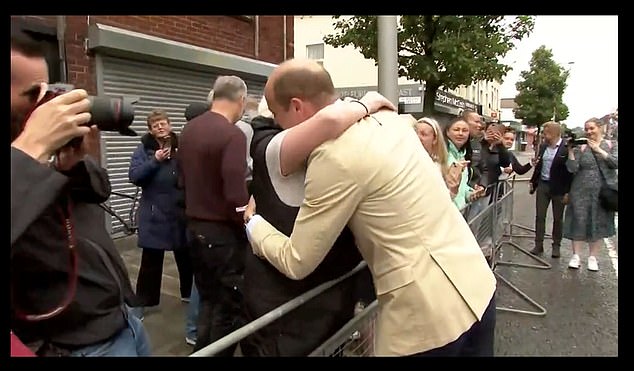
[178,75,250,355]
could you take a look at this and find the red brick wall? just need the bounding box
[13,15,293,92]
[12,15,294,160]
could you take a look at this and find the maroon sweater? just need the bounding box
[178,111,249,225]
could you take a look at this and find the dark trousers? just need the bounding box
[535,180,565,249]
[354,266,376,305]
[187,220,246,356]
[410,294,496,357]
[135,248,193,306]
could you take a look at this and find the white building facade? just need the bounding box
[295,16,501,121]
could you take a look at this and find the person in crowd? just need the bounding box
[443,117,485,211]
[501,127,535,177]
[563,118,617,271]
[245,59,497,357]
[11,32,150,357]
[181,101,209,347]
[241,92,391,356]
[178,76,250,355]
[462,110,485,191]
[128,109,191,320]
[528,121,572,258]
[208,90,255,193]
[413,117,449,177]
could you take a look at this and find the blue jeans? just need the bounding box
[186,283,199,341]
[70,311,152,356]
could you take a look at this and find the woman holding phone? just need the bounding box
[128,109,191,320]
[444,117,485,211]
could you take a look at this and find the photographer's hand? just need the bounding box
[56,126,99,171]
[11,83,92,163]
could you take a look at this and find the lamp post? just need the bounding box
[377,16,399,107]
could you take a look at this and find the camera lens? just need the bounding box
[87,96,137,136]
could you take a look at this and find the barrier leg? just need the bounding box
[494,271,547,317]
[495,240,551,270]
[505,223,552,239]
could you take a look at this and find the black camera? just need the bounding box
[49,84,136,135]
[23,83,138,147]
[566,132,588,147]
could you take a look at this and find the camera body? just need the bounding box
[566,132,588,147]
[22,83,138,148]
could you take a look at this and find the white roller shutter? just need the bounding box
[99,56,265,235]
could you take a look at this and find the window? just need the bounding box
[306,43,324,65]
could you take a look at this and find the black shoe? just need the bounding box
[529,246,544,255]
[551,246,561,258]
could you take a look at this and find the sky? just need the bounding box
[500,16,618,128]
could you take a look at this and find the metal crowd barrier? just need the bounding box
[190,176,550,357]
[189,262,369,357]
[503,176,552,240]
[308,300,378,357]
[487,177,550,316]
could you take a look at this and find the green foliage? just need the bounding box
[514,45,570,126]
[324,16,535,113]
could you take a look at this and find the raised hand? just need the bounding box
[359,91,397,114]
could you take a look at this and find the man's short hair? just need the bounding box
[461,109,479,121]
[184,102,209,121]
[146,109,170,128]
[541,121,562,136]
[271,60,336,110]
[11,32,45,58]
[503,126,516,135]
[210,76,247,102]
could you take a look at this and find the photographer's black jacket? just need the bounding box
[11,148,137,347]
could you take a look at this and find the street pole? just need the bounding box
[377,16,399,107]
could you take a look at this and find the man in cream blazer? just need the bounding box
[245,59,497,357]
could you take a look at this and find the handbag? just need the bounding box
[590,143,618,212]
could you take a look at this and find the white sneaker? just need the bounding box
[568,254,581,269]
[587,256,599,272]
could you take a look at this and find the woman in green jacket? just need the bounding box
[444,117,484,211]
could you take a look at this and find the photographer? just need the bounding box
[10,33,150,356]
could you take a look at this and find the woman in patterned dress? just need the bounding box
[563,118,618,271]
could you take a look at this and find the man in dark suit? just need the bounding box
[529,121,573,258]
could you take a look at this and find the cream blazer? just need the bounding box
[248,110,497,356]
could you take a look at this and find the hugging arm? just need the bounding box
[279,100,369,176]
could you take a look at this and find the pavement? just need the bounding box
[114,153,618,356]
[492,184,618,356]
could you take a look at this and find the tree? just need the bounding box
[513,46,570,126]
[324,16,535,114]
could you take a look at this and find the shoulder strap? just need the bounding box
[589,146,609,184]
